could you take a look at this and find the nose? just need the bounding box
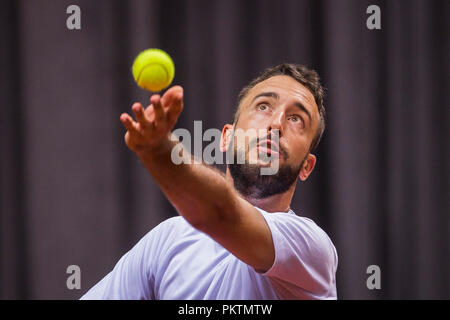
[267,107,285,137]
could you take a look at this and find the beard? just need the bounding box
[227,142,304,199]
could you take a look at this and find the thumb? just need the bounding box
[161,85,184,109]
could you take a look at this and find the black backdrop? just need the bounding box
[1,0,448,299]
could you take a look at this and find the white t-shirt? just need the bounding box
[81,207,338,300]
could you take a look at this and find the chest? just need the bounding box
[152,234,276,299]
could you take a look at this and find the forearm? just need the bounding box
[136,136,239,228]
[121,88,274,271]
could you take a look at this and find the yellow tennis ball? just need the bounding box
[132,48,175,92]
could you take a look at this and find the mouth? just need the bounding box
[256,140,280,157]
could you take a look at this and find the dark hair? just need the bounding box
[233,63,326,153]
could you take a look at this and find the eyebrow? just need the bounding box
[251,91,279,103]
[251,91,312,123]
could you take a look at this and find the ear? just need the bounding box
[299,153,316,181]
[220,124,234,152]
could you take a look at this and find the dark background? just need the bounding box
[1,0,448,299]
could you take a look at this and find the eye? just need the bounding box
[257,103,269,111]
[288,115,304,126]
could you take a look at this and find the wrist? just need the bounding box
[136,135,174,161]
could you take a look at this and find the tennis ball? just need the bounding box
[132,48,175,92]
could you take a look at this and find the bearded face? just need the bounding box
[227,131,304,199]
[223,75,320,199]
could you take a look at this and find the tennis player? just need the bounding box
[81,64,338,300]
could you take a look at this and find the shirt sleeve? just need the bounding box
[80,220,168,300]
[257,209,338,299]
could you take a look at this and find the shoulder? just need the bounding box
[258,208,338,277]
[260,208,335,250]
[143,215,190,239]
[255,208,338,298]
[129,216,194,264]
[156,215,187,229]
[282,213,334,252]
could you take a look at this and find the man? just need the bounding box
[81,63,338,300]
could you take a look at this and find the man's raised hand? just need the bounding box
[120,85,184,156]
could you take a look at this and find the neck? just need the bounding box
[225,169,295,213]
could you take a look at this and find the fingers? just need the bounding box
[123,86,183,136]
[132,102,150,127]
[166,91,184,126]
[150,95,164,124]
[120,113,138,132]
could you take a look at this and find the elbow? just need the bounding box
[181,185,239,232]
[187,205,223,232]
[187,215,209,231]
[186,201,236,234]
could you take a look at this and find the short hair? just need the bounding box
[233,63,326,153]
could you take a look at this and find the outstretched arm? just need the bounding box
[120,86,274,272]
